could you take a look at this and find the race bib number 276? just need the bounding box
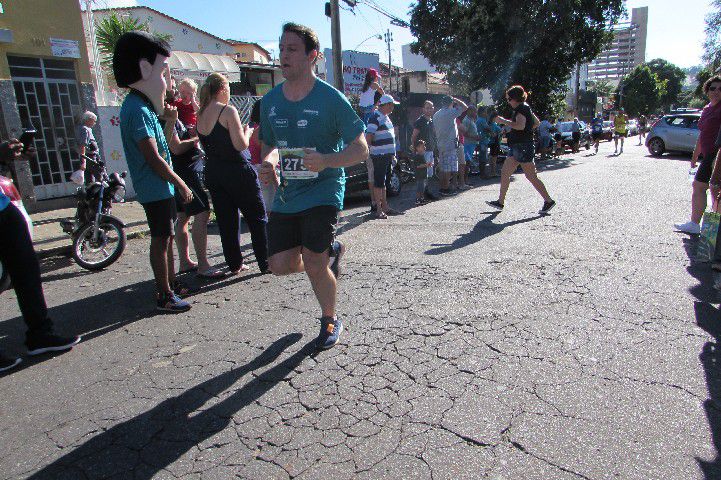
[279,148,318,179]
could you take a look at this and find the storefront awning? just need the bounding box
[169,51,241,83]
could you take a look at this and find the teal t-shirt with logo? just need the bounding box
[119,91,174,204]
[259,79,365,214]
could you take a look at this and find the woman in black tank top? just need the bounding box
[197,73,269,274]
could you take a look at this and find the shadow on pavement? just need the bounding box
[681,236,721,478]
[27,333,310,479]
[425,212,543,255]
[0,270,266,372]
[695,301,721,479]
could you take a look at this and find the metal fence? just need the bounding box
[229,95,262,124]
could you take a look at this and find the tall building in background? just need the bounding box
[587,6,648,83]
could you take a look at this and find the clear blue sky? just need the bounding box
[99,0,709,69]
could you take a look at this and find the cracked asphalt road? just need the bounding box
[1,140,721,479]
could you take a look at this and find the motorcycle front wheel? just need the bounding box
[72,221,126,271]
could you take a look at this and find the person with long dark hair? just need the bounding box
[486,85,555,214]
[196,73,269,274]
[359,68,384,125]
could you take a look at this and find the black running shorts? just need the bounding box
[267,205,338,256]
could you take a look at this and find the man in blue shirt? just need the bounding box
[0,139,81,372]
[259,23,368,350]
[114,31,194,313]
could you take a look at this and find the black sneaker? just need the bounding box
[368,204,377,214]
[486,200,504,210]
[329,240,345,279]
[424,191,438,201]
[157,292,192,313]
[0,353,22,373]
[540,200,556,214]
[26,333,81,356]
[316,316,343,350]
[439,189,452,197]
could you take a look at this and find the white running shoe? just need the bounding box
[674,221,701,234]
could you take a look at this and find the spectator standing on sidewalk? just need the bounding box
[433,96,467,196]
[75,111,103,184]
[160,87,222,280]
[487,85,556,214]
[114,31,194,312]
[487,112,503,177]
[366,94,401,219]
[413,140,430,205]
[462,105,480,175]
[475,107,491,177]
[410,100,437,199]
[675,75,721,235]
[196,73,268,275]
[0,139,81,372]
[359,69,384,213]
[538,116,553,159]
[571,117,581,153]
[259,23,368,350]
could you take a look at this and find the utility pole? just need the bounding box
[574,64,581,117]
[330,0,344,92]
[384,29,393,93]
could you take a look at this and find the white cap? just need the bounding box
[379,94,399,105]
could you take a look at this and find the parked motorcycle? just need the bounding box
[60,154,127,271]
[0,173,33,294]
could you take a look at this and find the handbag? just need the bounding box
[699,199,721,262]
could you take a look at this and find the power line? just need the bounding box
[357,0,410,28]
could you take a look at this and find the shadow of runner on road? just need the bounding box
[680,235,721,478]
[27,333,309,479]
[424,212,543,256]
[695,301,721,479]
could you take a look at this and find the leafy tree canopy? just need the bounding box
[615,64,666,116]
[704,0,721,70]
[409,0,625,118]
[645,58,686,109]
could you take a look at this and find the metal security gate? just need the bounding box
[9,56,82,200]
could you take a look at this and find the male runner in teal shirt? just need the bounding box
[260,23,368,350]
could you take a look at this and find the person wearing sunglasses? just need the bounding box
[675,74,721,235]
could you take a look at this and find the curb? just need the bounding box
[36,227,151,259]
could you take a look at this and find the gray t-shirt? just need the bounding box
[433,105,463,152]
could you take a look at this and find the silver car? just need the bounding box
[646,113,700,156]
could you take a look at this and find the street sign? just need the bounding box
[50,38,80,59]
[324,49,380,97]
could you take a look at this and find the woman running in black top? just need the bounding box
[196,73,269,274]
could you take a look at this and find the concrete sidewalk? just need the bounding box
[31,200,150,258]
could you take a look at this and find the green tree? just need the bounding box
[408,0,625,118]
[704,0,721,70]
[591,79,615,98]
[645,58,686,109]
[95,12,172,80]
[616,65,666,116]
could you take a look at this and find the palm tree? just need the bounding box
[94,11,172,78]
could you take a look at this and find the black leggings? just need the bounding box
[0,203,52,335]
[204,162,269,272]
